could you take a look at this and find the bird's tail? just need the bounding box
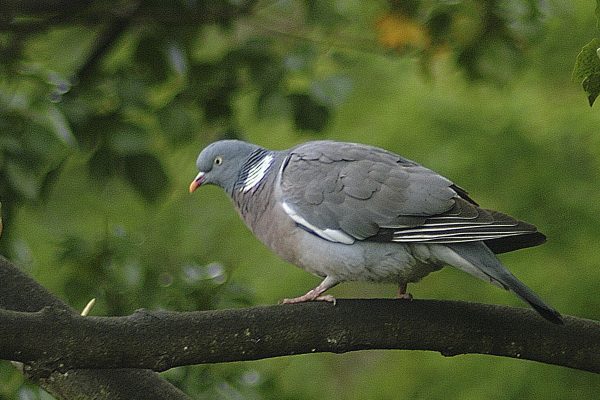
[444,242,563,324]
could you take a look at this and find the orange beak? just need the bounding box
[189,171,206,193]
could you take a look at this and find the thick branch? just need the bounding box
[0,256,190,399]
[2,299,599,374]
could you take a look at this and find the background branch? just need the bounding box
[0,256,190,400]
[0,0,257,29]
[1,255,599,375]
[72,5,138,84]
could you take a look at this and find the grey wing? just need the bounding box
[278,141,545,250]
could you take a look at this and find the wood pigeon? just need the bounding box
[189,140,562,324]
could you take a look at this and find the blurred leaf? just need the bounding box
[310,75,353,108]
[0,119,26,152]
[22,26,96,75]
[4,162,41,200]
[228,38,284,92]
[121,153,169,202]
[39,159,67,201]
[376,13,429,51]
[304,0,343,28]
[88,145,115,180]
[257,91,292,119]
[116,74,149,106]
[284,43,318,73]
[289,93,330,132]
[203,89,234,121]
[473,39,521,83]
[387,0,420,16]
[193,24,231,62]
[134,34,169,83]
[189,62,236,121]
[158,102,198,145]
[573,38,600,106]
[497,0,543,39]
[57,235,93,265]
[44,105,77,147]
[108,124,150,154]
[166,42,188,76]
[426,5,454,46]
[284,53,310,73]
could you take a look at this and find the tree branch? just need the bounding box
[0,256,190,399]
[1,1,257,29]
[72,5,138,84]
[2,252,598,400]
[2,294,599,374]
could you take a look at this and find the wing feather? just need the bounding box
[278,141,544,251]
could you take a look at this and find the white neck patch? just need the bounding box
[241,153,274,193]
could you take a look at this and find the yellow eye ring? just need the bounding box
[214,156,223,165]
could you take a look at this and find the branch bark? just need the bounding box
[1,258,599,374]
[0,256,190,399]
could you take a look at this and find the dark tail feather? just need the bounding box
[446,242,563,324]
[499,270,563,324]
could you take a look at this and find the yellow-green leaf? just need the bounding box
[573,38,600,106]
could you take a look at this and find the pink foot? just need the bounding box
[281,293,336,305]
[281,277,339,306]
[397,292,413,300]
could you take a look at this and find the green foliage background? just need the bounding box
[1,0,600,398]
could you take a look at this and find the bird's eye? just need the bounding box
[214,156,223,165]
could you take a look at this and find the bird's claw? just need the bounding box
[280,294,337,305]
[397,292,413,300]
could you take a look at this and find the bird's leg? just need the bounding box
[281,276,339,305]
[397,281,413,300]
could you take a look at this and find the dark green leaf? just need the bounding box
[583,73,600,106]
[573,38,600,82]
[39,159,67,200]
[289,93,330,133]
[134,35,169,83]
[108,124,149,154]
[88,145,116,180]
[426,6,453,45]
[158,103,198,145]
[203,90,233,121]
[121,153,169,202]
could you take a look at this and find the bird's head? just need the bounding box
[189,140,261,194]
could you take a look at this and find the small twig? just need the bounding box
[80,298,96,316]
